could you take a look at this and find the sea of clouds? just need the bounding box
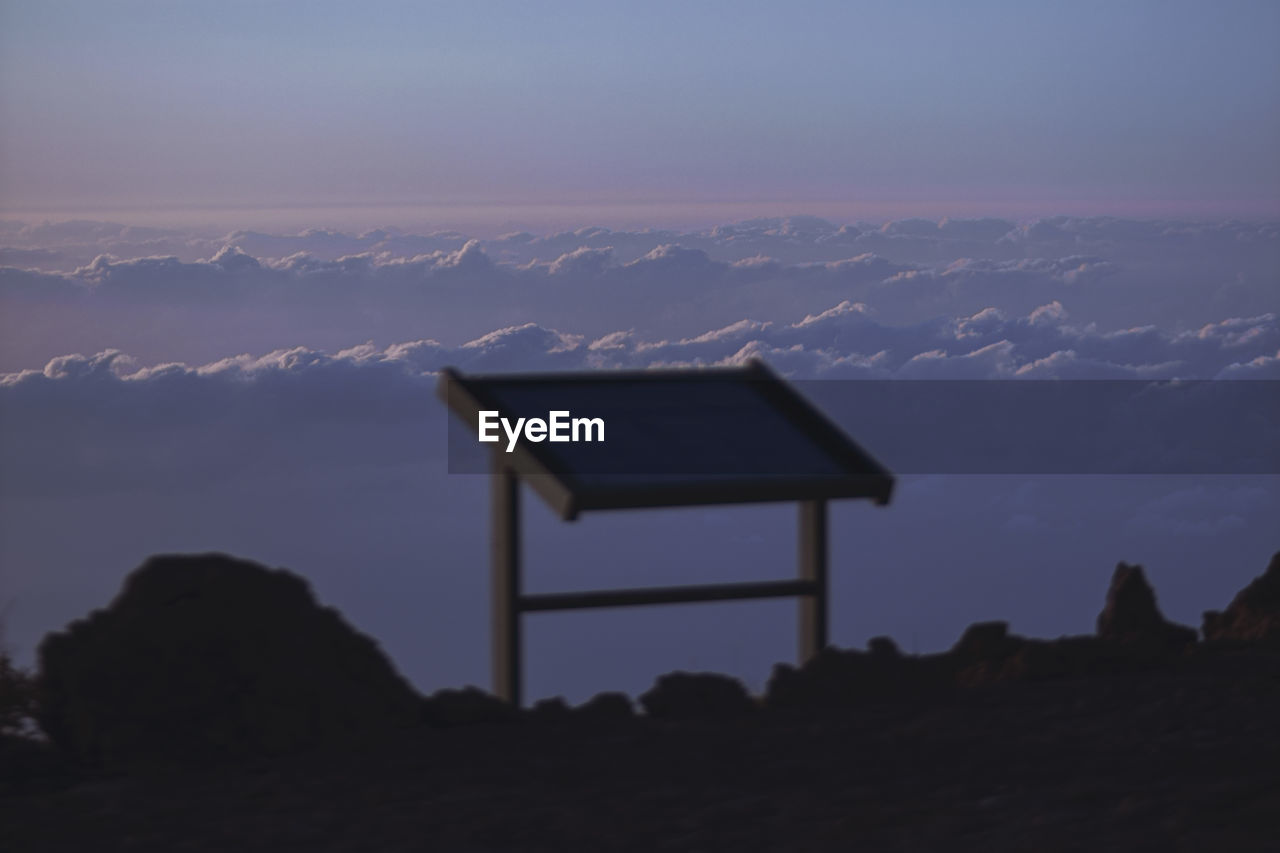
[1,216,1276,701]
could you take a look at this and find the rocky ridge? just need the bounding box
[2,551,1277,851]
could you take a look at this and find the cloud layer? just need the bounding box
[3,216,1277,371]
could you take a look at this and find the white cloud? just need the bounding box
[4,215,1277,373]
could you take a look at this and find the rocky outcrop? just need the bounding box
[37,553,421,764]
[32,548,1279,770]
[1096,563,1197,650]
[1203,552,1280,643]
[639,672,756,719]
[768,560,1217,709]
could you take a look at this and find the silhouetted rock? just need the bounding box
[765,647,949,709]
[13,551,1280,851]
[950,621,1024,665]
[987,636,1142,683]
[575,691,635,721]
[997,638,1073,681]
[527,697,572,723]
[421,687,516,727]
[640,672,756,719]
[951,622,1038,686]
[1203,552,1280,643]
[867,636,902,658]
[37,553,421,764]
[1097,562,1197,650]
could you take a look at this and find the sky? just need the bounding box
[2,0,1279,227]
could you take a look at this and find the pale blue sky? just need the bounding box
[2,0,1278,224]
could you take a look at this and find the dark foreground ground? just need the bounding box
[4,644,1278,853]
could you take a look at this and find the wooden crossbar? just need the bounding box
[520,579,820,613]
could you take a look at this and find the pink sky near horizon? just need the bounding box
[5,196,1277,239]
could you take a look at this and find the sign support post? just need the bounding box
[798,499,828,662]
[491,462,521,704]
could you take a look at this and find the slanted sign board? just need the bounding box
[438,360,894,705]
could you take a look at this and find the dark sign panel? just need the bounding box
[439,361,895,519]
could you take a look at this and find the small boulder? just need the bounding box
[527,696,572,723]
[1203,552,1280,643]
[949,621,1023,665]
[1097,562,1196,650]
[867,636,902,659]
[574,691,635,721]
[37,553,422,765]
[421,687,516,727]
[639,672,756,719]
